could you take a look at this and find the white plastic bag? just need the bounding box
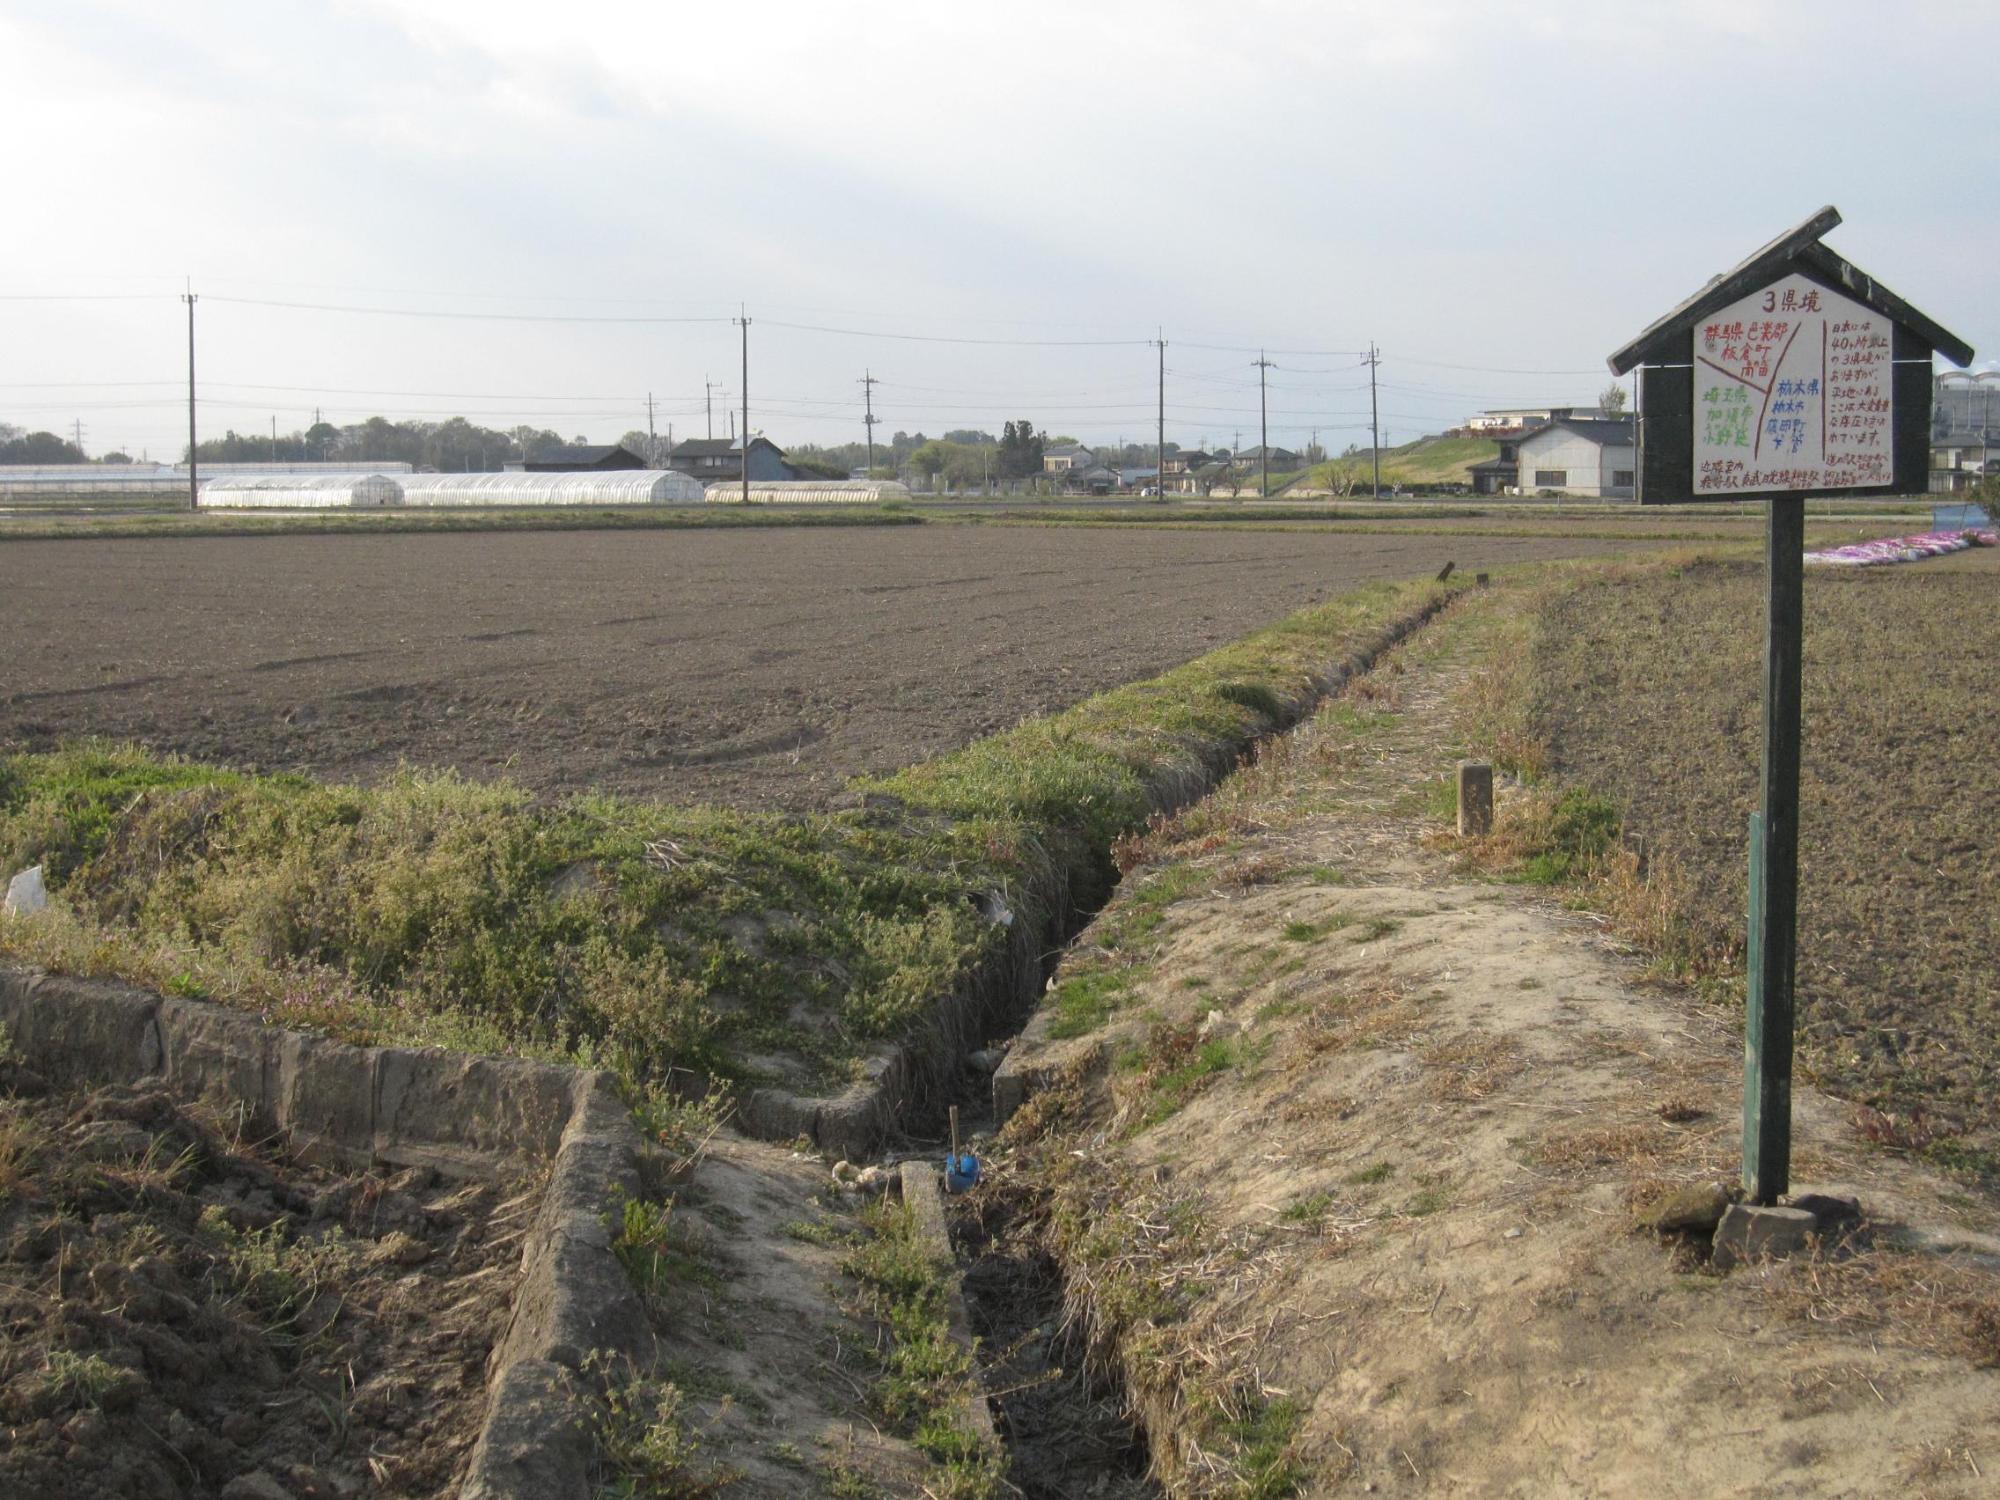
[4,864,48,917]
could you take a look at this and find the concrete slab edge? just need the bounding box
[461,1075,649,1500]
[899,1160,997,1448]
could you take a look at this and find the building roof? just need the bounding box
[669,436,783,459]
[1521,417,1635,449]
[1045,443,1094,459]
[1233,445,1298,460]
[531,444,643,467]
[1467,457,1519,473]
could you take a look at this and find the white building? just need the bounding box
[1465,405,1604,433]
[1515,417,1635,499]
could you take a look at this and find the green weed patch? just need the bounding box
[0,576,1447,1104]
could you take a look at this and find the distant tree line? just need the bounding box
[0,424,88,464]
[189,416,584,471]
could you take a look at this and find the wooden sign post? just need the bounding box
[1608,207,1972,1204]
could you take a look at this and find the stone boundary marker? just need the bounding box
[0,964,649,1500]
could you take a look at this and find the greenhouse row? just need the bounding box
[198,470,707,508]
[702,480,912,504]
[0,461,416,498]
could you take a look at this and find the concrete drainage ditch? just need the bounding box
[0,596,1464,1494]
[737,590,1464,1166]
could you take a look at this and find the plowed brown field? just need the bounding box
[2,524,1664,807]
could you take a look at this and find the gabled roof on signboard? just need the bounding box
[1606,206,1974,375]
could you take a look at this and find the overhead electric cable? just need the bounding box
[203,295,731,325]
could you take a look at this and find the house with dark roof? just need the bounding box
[1467,432,1530,495]
[506,443,648,472]
[1230,444,1300,470]
[666,436,795,484]
[1514,416,1636,499]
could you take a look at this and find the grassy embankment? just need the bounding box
[1460,552,2000,1183]
[0,577,1449,1120]
[981,562,2000,1496]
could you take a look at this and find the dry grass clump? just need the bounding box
[1768,1250,2000,1369]
[1532,1121,1680,1178]
[1291,986,1423,1060]
[1655,1090,1708,1124]
[1418,1031,1517,1103]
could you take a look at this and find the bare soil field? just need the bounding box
[0,525,1669,809]
[1529,555,2000,1170]
[0,1067,522,1499]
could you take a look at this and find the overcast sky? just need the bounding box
[4,0,1992,459]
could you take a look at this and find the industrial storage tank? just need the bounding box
[395,471,704,506]
[198,473,406,508]
[704,479,913,504]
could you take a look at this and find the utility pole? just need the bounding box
[706,377,722,440]
[271,415,277,463]
[645,392,658,463]
[182,285,198,512]
[71,418,86,458]
[1254,351,1275,499]
[1366,343,1382,501]
[735,308,751,505]
[859,369,880,474]
[1153,330,1167,493]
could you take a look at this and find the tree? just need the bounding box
[1600,382,1630,417]
[909,440,952,483]
[0,430,85,463]
[995,420,1045,481]
[100,451,133,464]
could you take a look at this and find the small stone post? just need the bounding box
[1456,761,1494,837]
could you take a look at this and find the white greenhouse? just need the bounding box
[396,471,705,507]
[704,479,913,505]
[199,473,407,508]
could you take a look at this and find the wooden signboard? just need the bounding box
[1612,207,1969,506]
[1608,208,1972,1205]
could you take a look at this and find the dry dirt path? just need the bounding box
[985,583,2000,1497]
[0,524,1675,808]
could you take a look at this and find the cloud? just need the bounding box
[2,1,1992,457]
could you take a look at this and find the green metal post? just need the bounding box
[1743,497,1804,1203]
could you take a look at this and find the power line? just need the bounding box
[203,294,732,325]
[760,318,1151,348]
